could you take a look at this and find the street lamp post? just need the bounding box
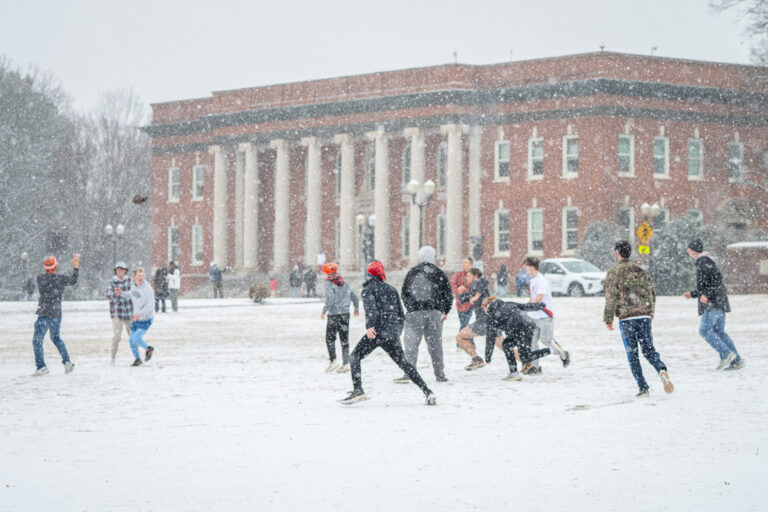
[638,202,660,266]
[104,223,125,264]
[356,214,376,272]
[407,179,436,248]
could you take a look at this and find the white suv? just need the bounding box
[539,258,606,297]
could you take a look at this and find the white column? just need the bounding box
[238,142,259,271]
[468,125,482,239]
[234,150,245,270]
[367,129,390,267]
[270,139,290,272]
[334,134,356,271]
[208,145,229,267]
[441,124,469,269]
[404,127,425,266]
[301,137,322,267]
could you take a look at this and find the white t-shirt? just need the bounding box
[528,272,554,319]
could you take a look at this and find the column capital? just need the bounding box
[365,129,387,142]
[300,136,320,147]
[238,142,257,153]
[333,133,352,145]
[403,127,424,139]
[269,139,287,151]
[208,144,222,155]
[440,124,470,136]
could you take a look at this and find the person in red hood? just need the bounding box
[320,262,359,373]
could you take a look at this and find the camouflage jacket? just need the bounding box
[603,259,655,324]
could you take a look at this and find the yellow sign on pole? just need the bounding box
[636,221,653,244]
[638,245,650,255]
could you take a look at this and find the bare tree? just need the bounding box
[711,0,768,64]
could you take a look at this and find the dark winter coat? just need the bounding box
[289,270,303,287]
[304,269,317,286]
[484,299,545,362]
[209,265,223,283]
[401,262,453,315]
[690,254,731,315]
[458,277,490,323]
[603,259,655,324]
[497,265,509,287]
[361,276,405,339]
[36,268,79,318]
[154,268,168,298]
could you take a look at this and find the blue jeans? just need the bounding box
[130,318,153,359]
[32,316,70,370]
[699,309,740,361]
[290,286,299,298]
[619,317,667,391]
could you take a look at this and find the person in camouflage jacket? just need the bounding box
[603,241,673,397]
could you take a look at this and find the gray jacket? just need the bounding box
[130,280,155,321]
[322,279,359,316]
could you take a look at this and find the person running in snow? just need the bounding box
[604,240,674,397]
[321,262,360,373]
[106,261,133,365]
[128,267,155,367]
[396,246,453,383]
[523,256,569,375]
[340,261,436,406]
[683,238,744,371]
[456,268,491,371]
[482,295,569,381]
[31,254,80,376]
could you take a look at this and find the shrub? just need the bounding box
[248,283,270,303]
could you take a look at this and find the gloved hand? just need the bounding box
[72,253,80,269]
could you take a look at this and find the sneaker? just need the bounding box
[521,362,533,374]
[425,393,437,405]
[464,356,486,371]
[393,375,411,384]
[725,359,746,371]
[503,371,523,381]
[131,358,142,367]
[325,360,340,373]
[339,389,367,405]
[551,340,566,358]
[31,366,49,377]
[659,370,674,393]
[336,363,350,373]
[435,375,449,383]
[561,350,571,368]
[716,352,737,370]
[145,346,154,362]
[64,361,75,374]
[525,366,542,375]
[636,388,650,397]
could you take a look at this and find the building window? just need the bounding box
[528,138,544,179]
[192,225,203,265]
[335,152,342,197]
[618,206,635,243]
[168,167,180,202]
[495,209,510,254]
[402,214,410,258]
[562,207,579,253]
[688,209,703,224]
[494,141,510,180]
[653,137,669,178]
[436,141,447,187]
[728,142,743,182]
[168,226,179,263]
[368,144,376,191]
[437,214,446,258]
[402,143,411,186]
[562,136,578,177]
[654,208,669,228]
[527,209,543,254]
[618,134,634,176]
[192,165,204,200]
[688,139,703,180]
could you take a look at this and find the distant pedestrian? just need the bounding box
[340,261,436,406]
[683,238,744,371]
[397,246,453,383]
[31,254,80,376]
[106,261,133,364]
[321,262,360,373]
[167,261,180,312]
[496,264,509,298]
[304,267,317,297]
[450,257,474,333]
[153,266,168,313]
[209,261,223,298]
[514,267,530,297]
[289,266,303,298]
[455,268,491,371]
[604,240,674,396]
[128,267,155,367]
[23,277,35,301]
[269,275,280,297]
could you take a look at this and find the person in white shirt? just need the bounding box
[128,267,155,367]
[523,256,568,374]
[166,261,181,312]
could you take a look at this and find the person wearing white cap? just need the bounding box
[106,261,133,364]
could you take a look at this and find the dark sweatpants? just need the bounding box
[619,317,667,391]
[501,335,551,373]
[350,334,432,395]
[326,314,350,364]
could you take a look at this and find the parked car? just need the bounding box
[540,258,606,297]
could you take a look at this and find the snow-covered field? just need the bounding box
[1,295,766,511]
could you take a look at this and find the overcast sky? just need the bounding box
[0,0,754,112]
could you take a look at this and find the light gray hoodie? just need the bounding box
[418,246,436,265]
[130,280,155,321]
[322,276,360,316]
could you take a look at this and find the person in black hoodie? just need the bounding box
[153,266,168,313]
[455,268,491,371]
[31,254,80,376]
[340,260,436,406]
[395,246,453,383]
[483,296,570,381]
[683,239,743,370]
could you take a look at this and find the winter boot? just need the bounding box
[464,356,486,371]
[659,370,674,393]
[425,393,437,405]
[339,389,367,405]
[145,346,154,362]
[131,359,142,367]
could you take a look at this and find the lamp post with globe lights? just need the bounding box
[104,224,125,265]
[355,214,376,272]
[407,179,436,249]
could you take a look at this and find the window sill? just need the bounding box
[191,197,204,202]
[728,178,743,184]
[561,249,576,256]
[493,177,510,184]
[493,251,511,258]
[191,261,203,267]
[528,250,543,257]
[618,172,635,178]
[653,175,671,180]
[687,176,704,182]
[561,173,578,180]
[526,175,544,182]
[167,199,179,204]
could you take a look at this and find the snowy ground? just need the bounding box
[1,295,766,511]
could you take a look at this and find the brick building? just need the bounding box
[145,52,768,292]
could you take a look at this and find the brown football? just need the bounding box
[132,194,148,204]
